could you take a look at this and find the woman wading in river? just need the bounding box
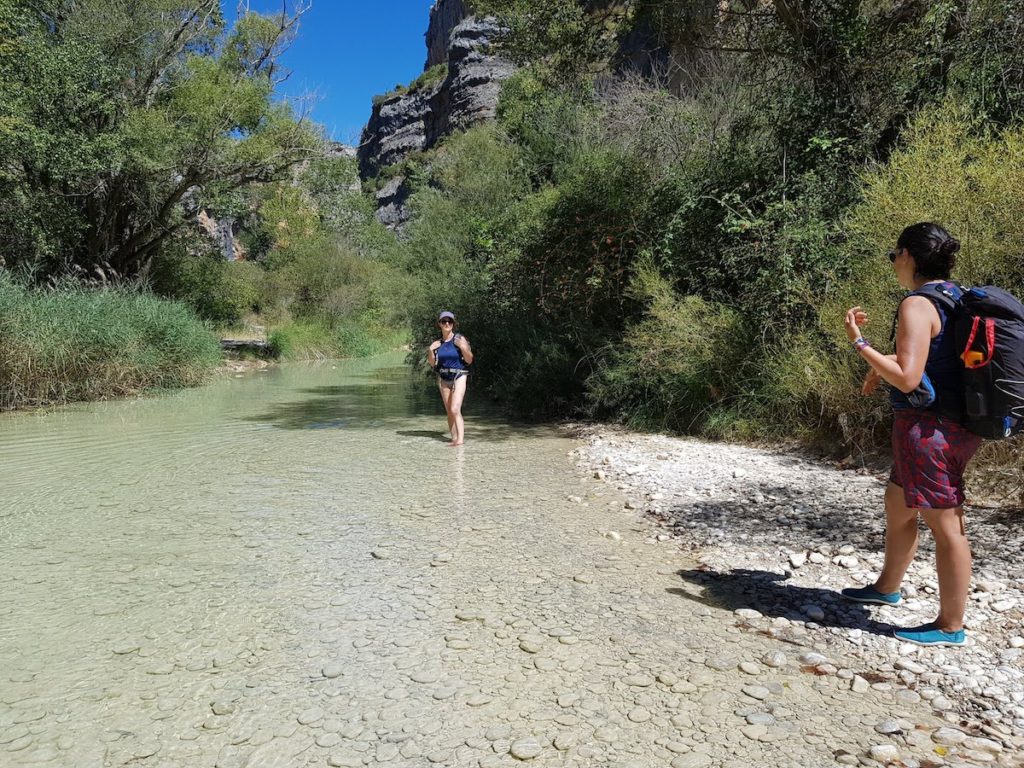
[842,222,982,647]
[427,311,473,446]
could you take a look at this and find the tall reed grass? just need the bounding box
[0,275,221,410]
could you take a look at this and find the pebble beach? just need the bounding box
[574,424,1024,766]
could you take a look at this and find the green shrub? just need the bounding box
[0,273,220,409]
[587,260,751,433]
[409,63,448,93]
[151,252,264,326]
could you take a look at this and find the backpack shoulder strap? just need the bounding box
[889,283,962,344]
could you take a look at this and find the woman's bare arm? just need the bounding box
[857,297,935,393]
[455,335,474,365]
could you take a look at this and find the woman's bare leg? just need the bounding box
[920,506,971,632]
[437,379,454,437]
[447,377,468,446]
[874,482,920,594]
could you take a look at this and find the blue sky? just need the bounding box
[225,1,436,144]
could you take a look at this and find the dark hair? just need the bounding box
[896,222,960,279]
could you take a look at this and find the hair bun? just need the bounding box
[940,237,961,258]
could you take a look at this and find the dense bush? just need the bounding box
[390,6,1024,501]
[586,261,752,434]
[809,104,1024,447]
[151,251,264,328]
[0,274,220,409]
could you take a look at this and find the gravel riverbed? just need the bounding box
[574,424,1024,766]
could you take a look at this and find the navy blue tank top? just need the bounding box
[890,284,963,415]
[435,335,468,379]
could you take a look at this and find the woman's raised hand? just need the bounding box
[429,340,442,352]
[844,306,869,342]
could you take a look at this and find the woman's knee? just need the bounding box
[921,508,967,541]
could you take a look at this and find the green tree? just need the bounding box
[0,0,323,278]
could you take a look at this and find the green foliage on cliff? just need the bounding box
[372,63,449,106]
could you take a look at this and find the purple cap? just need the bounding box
[438,311,456,321]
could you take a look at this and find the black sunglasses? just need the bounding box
[439,318,454,325]
[888,248,899,263]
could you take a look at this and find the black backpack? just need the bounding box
[900,282,1024,439]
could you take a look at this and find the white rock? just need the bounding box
[875,718,902,735]
[963,736,1002,754]
[509,737,542,760]
[789,552,807,568]
[869,744,899,762]
[895,659,926,674]
[762,651,787,668]
[799,652,829,665]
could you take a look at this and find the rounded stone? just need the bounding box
[869,744,899,763]
[509,737,542,760]
[322,663,345,679]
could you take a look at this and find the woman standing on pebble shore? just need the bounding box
[841,222,982,647]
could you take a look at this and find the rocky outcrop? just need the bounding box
[425,17,515,147]
[359,89,433,181]
[374,176,413,229]
[359,2,515,225]
[198,209,244,261]
[425,0,467,69]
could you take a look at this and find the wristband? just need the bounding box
[852,337,870,351]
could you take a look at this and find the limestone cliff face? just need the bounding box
[424,17,514,147]
[425,0,467,69]
[358,1,514,226]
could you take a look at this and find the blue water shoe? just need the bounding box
[840,585,901,606]
[893,624,966,647]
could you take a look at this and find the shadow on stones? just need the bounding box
[668,568,895,638]
[653,482,887,557]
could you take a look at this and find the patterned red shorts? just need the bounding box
[889,410,982,509]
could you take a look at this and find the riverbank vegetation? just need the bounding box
[0,274,220,410]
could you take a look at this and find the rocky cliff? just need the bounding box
[358,0,514,226]
[425,0,467,69]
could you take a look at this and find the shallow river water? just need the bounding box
[0,357,976,768]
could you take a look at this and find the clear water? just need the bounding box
[0,356,576,766]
